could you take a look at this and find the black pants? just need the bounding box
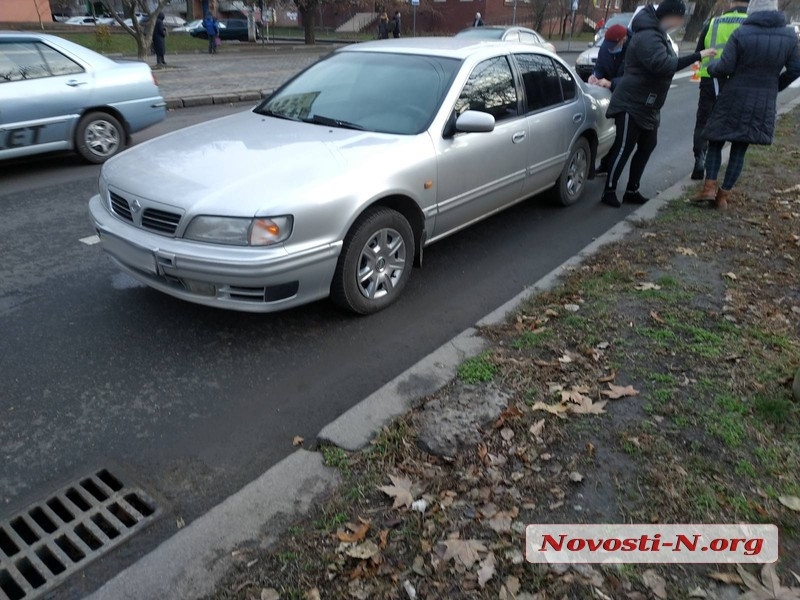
[605,113,658,193]
[693,78,718,158]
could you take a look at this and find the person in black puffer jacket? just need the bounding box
[693,0,800,209]
[602,0,717,207]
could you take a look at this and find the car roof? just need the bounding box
[339,36,553,60]
[0,31,116,66]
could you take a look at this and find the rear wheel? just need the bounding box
[331,208,415,315]
[552,137,591,206]
[75,111,124,164]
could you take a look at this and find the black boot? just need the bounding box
[624,189,650,204]
[691,155,705,180]
[601,189,622,207]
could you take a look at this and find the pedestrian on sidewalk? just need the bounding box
[392,11,401,38]
[152,13,167,66]
[473,12,484,27]
[693,0,800,209]
[378,12,390,39]
[690,0,749,181]
[601,0,717,208]
[203,12,220,54]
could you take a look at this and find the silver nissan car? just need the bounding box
[89,38,615,314]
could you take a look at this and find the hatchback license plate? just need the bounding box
[100,232,157,275]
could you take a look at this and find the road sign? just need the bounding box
[411,0,419,6]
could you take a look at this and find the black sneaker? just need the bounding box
[601,190,622,207]
[691,156,705,181]
[624,190,650,204]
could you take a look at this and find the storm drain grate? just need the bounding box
[0,469,159,600]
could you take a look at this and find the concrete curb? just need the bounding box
[86,450,338,600]
[165,89,269,110]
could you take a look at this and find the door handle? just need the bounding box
[573,113,584,123]
[66,80,87,87]
[512,131,526,143]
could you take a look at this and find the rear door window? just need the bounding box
[553,60,577,101]
[514,53,563,112]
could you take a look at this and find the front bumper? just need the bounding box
[89,194,341,312]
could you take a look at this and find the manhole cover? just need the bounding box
[0,469,158,600]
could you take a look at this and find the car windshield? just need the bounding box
[256,52,460,135]
[456,28,505,39]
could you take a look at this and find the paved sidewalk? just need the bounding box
[148,48,334,108]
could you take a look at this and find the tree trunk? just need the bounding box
[684,0,715,42]
[299,4,316,44]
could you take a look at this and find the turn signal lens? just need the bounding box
[249,216,293,246]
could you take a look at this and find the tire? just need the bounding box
[331,208,415,315]
[552,137,591,206]
[75,111,125,164]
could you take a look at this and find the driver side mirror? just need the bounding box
[455,110,496,134]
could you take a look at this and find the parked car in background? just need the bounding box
[89,38,614,314]
[190,18,252,41]
[173,19,203,32]
[0,32,166,163]
[455,26,557,53]
[64,16,98,26]
[52,13,72,22]
[139,14,186,28]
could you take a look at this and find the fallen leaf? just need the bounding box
[378,529,389,549]
[569,471,584,483]
[642,569,668,599]
[379,474,415,509]
[568,396,608,415]
[635,282,662,291]
[778,495,800,512]
[261,589,280,600]
[477,552,496,588]
[440,538,487,569]
[500,427,515,442]
[530,401,570,416]
[642,232,657,238]
[336,518,370,543]
[650,310,665,324]
[723,272,738,281]
[529,419,545,438]
[345,540,380,560]
[501,575,521,599]
[602,384,640,399]
[558,353,573,364]
[599,370,617,383]
[305,589,321,600]
[561,389,592,404]
[587,442,595,458]
[488,512,513,533]
[736,563,800,600]
[292,436,304,446]
[563,303,581,312]
[676,246,698,256]
[707,571,744,585]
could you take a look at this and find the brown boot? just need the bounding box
[715,188,731,210]
[692,179,717,204]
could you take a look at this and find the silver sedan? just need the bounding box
[0,32,165,163]
[89,38,614,314]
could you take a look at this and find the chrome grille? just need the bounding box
[109,192,132,222]
[141,209,181,235]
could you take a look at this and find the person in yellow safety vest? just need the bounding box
[691,0,750,180]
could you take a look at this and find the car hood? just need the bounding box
[102,110,415,217]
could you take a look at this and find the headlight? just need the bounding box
[576,53,593,66]
[184,215,293,246]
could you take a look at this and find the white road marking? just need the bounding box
[670,84,678,89]
[79,234,100,246]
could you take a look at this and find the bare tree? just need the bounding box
[684,0,720,41]
[32,0,48,30]
[102,0,171,60]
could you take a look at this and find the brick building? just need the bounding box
[0,0,53,22]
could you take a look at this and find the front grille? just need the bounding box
[0,469,158,600]
[109,192,132,222]
[141,208,181,235]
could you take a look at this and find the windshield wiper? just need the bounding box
[256,108,300,121]
[304,114,365,131]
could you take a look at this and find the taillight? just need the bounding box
[152,72,158,86]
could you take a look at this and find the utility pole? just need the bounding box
[512,0,517,25]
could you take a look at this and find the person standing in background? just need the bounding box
[202,12,220,54]
[693,0,800,208]
[378,12,390,39]
[601,0,717,207]
[690,0,749,180]
[473,12,484,27]
[392,11,401,38]
[152,13,167,66]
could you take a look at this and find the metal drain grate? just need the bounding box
[0,469,158,600]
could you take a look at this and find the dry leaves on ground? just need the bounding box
[778,495,800,512]
[601,384,640,399]
[635,282,662,291]
[736,563,800,600]
[336,518,370,543]
[378,474,415,509]
[642,569,668,599]
[438,537,487,569]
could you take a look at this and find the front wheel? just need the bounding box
[75,111,125,164]
[552,137,591,206]
[331,208,415,315]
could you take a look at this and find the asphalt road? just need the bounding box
[2,77,798,598]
